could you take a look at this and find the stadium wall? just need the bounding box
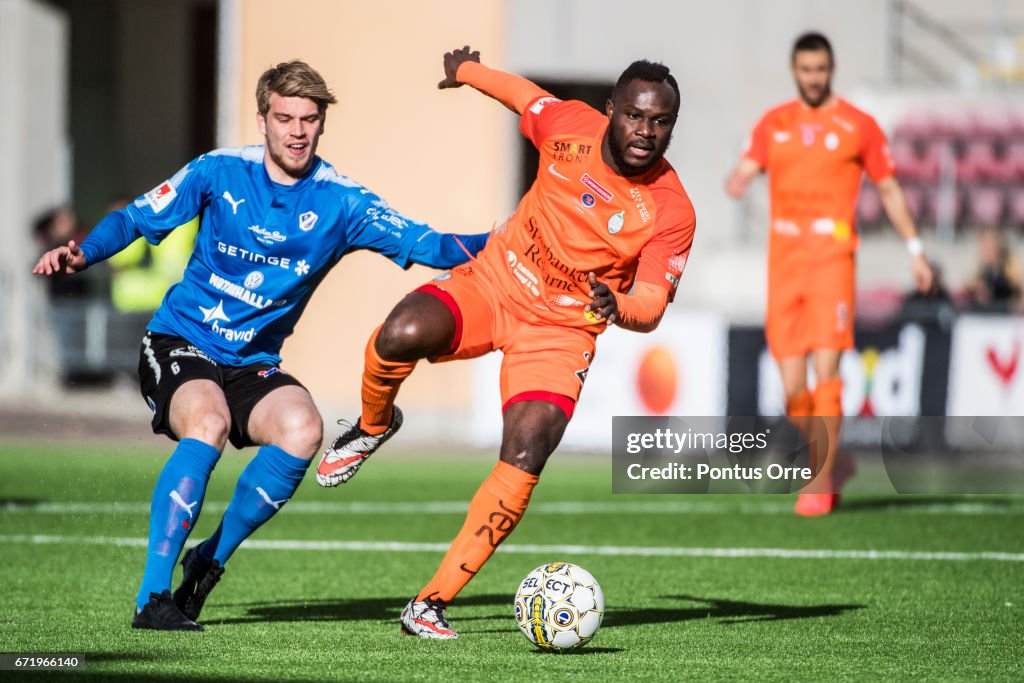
[223,0,509,424]
[0,0,68,398]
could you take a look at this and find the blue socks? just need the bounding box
[209,445,310,565]
[136,438,220,609]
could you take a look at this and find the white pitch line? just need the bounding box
[2,500,1020,516]
[0,534,1022,562]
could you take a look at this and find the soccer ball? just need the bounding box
[513,562,604,650]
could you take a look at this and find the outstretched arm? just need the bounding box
[877,176,933,293]
[437,45,550,115]
[408,230,489,269]
[725,158,762,199]
[32,209,144,276]
[33,240,87,275]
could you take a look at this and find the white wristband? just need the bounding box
[905,237,923,257]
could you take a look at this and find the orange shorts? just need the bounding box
[418,264,596,417]
[766,253,855,360]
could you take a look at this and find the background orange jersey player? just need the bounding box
[316,45,696,638]
[726,32,932,516]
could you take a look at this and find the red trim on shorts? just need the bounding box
[415,284,463,356]
[503,391,576,421]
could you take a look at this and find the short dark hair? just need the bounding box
[791,31,834,66]
[611,60,680,114]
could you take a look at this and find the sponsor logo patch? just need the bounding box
[529,96,560,115]
[219,242,291,270]
[144,181,177,214]
[552,141,592,163]
[506,250,540,297]
[581,173,613,202]
[249,225,287,245]
[199,300,230,324]
[630,187,651,224]
[208,273,274,309]
[244,271,264,289]
[169,345,216,364]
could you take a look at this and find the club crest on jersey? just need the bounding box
[299,210,319,232]
[607,210,625,234]
[144,181,177,214]
[799,123,822,146]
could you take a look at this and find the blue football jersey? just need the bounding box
[105,146,475,366]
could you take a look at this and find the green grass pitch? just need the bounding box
[0,441,1022,681]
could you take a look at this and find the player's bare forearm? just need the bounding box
[877,176,919,242]
[443,50,550,115]
[877,176,933,292]
[725,158,761,199]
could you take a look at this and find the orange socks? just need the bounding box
[785,389,814,418]
[417,461,539,603]
[808,378,843,493]
[360,327,416,435]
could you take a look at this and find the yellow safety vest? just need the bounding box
[109,217,198,313]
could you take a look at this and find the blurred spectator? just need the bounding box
[105,196,197,314]
[32,205,89,299]
[32,205,95,383]
[967,228,1022,313]
[897,260,958,329]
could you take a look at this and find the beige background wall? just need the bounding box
[231,0,508,419]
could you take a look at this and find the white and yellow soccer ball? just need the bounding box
[513,562,604,650]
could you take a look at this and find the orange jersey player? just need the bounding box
[317,46,696,638]
[726,32,932,516]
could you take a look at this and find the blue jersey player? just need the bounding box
[33,60,488,631]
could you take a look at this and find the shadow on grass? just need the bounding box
[212,593,509,626]
[228,591,864,643]
[837,495,1020,513]
[604,594,865,628]
[34,674,308,683]
[528,646,625,655]
[0,497,46,507]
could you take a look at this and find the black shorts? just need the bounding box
[138,332,305,449]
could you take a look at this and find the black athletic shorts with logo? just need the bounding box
[138,332,305,449]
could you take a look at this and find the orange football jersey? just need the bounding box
[473,96,696,332]
[743,98,894,260]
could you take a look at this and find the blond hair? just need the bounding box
[256,60,337,117]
